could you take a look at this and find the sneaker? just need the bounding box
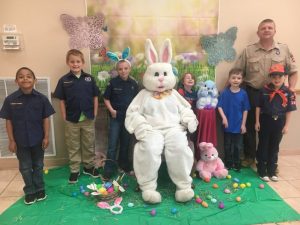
[69,172,80,184]
[259,176,270,182]
[83,167,100,178]
[270,176,279,182]
[24,194,36,205]
[36,190,47,201]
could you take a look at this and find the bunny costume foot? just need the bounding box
[175,188,194,202]
[125,39,198,203]
[142,190,161,204]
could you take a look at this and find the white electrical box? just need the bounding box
[1,24,21,50]
[2,34,20,50]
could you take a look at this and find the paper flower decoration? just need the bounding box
[60,13,105,49]
[200,27,237,66]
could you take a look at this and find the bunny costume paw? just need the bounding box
[142,190,162,204]
[175,188,194,202]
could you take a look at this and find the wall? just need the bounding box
[0,0,299,168]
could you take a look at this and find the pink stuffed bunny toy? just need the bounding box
[196,142,228,182]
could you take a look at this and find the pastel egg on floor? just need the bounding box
[201,201,208,208]
[236,196,241,202]
[44,169,49,174]
[240,183,246,189]
[246,182,251,187]
[232,183,239,188]
[211,198,217,203]
[128,202,134,207]
[224,188,231,194]
[150,209,156,216]
[259,184,265,189]
[226,175,232,179]
[233,178,240,183]
[195,197,202,204]
[218,202,225,209]
[171,208,178,214]
[212,183,219,189]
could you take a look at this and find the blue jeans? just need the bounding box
[224,133,243,167]
[104,118,132,174]
[16,144,45,195]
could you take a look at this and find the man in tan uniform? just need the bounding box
[235,19,298,167]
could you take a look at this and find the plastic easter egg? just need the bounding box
[240,183,246,189]
[204,177,210,183]
[99,187,106,194]
[218,202,225,209]
[201,201,208,208]
[114,185,119,192]
[232,183,238,188]
[233,178,240,183]
[107,187,114,193]
[206,195,212,200]
[104,182,112,189]
[150,209,156,216]
[84,191,90,197]
[224,188,231,194]
[80,189,86,193]
[171,208,178,214]
[195,194,200,199]
[195,197,202,204]
[212,183,219,189]
[44,169,49,175]
[236,196,241,202]
[211,198,217,203]
[246,182,251,187]
[259,184,265,189]
[226,175,232,179]
[72,192,78,197]
[128,202,134,207]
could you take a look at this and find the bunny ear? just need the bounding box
[145,39,158,65]
[106,51,120,62]
[122,47,130,59]
[199,142,207,150]
[114,197,123,205]
[159,39,172,63]
[97,202,110,209]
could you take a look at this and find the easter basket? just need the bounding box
[88,159,125,201]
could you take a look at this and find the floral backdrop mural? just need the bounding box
[85,0,219,91]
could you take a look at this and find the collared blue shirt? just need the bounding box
[256,84,297,116]
[103,76,139,122]
[54,71,100,122]
[0,89,55,147]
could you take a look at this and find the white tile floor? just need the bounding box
[1,153,300,225]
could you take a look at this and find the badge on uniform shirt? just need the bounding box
[275,49,280,55]
[85,77,92,82]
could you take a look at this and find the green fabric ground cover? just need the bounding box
[1,165,299,225]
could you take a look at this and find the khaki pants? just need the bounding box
[65,119,96,172]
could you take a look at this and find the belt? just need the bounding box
[262,114,284,120]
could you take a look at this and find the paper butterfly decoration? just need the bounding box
[60,13,105,50]
[200,27,238,66]
[106,47,131,63]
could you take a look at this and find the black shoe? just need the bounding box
[24,194,36,205]
[36,190,47,201]
[83,167,100,178]
[233,164,241,172]
[69,172,80,184]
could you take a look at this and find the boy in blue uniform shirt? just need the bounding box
[0,67,55,205]
[255,64,297,182]
[217,68,250,171]
[103,59,139,179]
[54,49,100,183]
